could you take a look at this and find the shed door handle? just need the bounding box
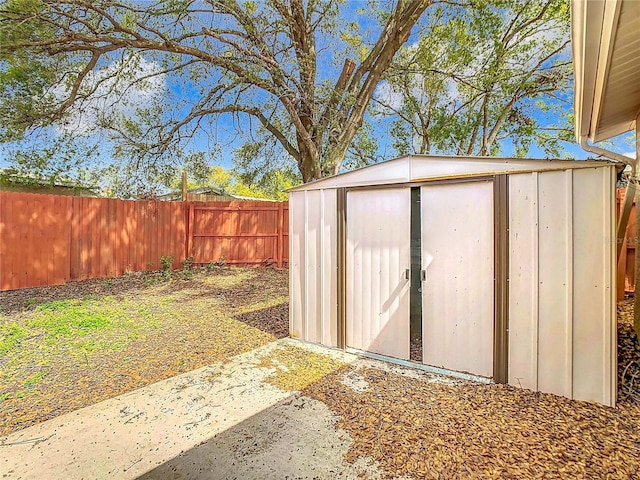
[405,268,410,280]
[421,269,427,281]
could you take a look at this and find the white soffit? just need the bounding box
[572,0,640,143]
[287,155,612,192]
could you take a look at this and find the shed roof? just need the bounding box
[572,0,640,143]
[288,155,613,192]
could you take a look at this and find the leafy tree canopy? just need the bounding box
[0,0,433,193]
[374,0,573,159]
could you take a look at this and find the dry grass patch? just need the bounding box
[258,345,346,391]
[0,267,288,436]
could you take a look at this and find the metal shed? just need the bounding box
[289,155,618,406]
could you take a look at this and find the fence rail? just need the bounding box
[0,191,288,291]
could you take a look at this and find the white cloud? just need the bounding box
[623,151,636,159]
[53,55,167,136]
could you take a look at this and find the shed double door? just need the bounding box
[346,188,411,360]
[420,181,494,378]
[345,182,494,378]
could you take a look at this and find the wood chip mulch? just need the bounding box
[617,299,640,403]
[300,302,640,479]
[303,366,640,479]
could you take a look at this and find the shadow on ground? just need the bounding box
[0,268,288,315]
[136,393,368,480]
[234,304,289,339]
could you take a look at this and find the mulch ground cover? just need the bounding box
[0,267,288,437]
[299,300,640,479]
[617,299,640,403]
[303,366,640,479]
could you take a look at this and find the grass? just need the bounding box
[0,323,27,354]
[0,267,288,436]
[1,297,159,360]
[258,345,346,391]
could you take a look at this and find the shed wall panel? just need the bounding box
[508,173,539,391]
[305,191,322,343]
[508,166,616,406]
[288,190,338,347]
[289,192,305,340]
[537,170,573,398]
[572,168,613,404]
[321,191,338,346]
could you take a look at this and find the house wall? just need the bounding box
[289,189,338,347]
[508,166,616,406]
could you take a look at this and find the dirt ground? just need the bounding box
[0,267,288,436]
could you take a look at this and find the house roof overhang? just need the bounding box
[572,0,640,144]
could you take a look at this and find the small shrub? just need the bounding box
[182,256,194,271]
[160,255,174,271]
[160,255,174,280]
[205,255,227,272]
[182,256,194,278]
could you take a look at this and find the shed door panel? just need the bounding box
[421,182,494,377]
[346,188,411,360]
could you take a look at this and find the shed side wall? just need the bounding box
[289,190,338,347]
[508,167,616,405]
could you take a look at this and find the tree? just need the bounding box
[0,0,434,184]
[166,164,298,201]
[375,0,572,158]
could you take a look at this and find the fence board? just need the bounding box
[617,187,636,299]
[1,192,288,290]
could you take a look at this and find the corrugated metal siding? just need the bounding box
[289,190,338,347]
[345,188,411,360]
[508,167,616,405]
[420,181,494,378]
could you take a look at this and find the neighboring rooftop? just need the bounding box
[157,186,278,202]
[0,169,99,197]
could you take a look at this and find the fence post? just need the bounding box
[186,202,195,261]
[276,202,284,268]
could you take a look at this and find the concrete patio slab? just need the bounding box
[1,339,384,480]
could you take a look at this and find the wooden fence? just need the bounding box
[3,188,635,295]
[617,187,636,300]
[0,191,288,291]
